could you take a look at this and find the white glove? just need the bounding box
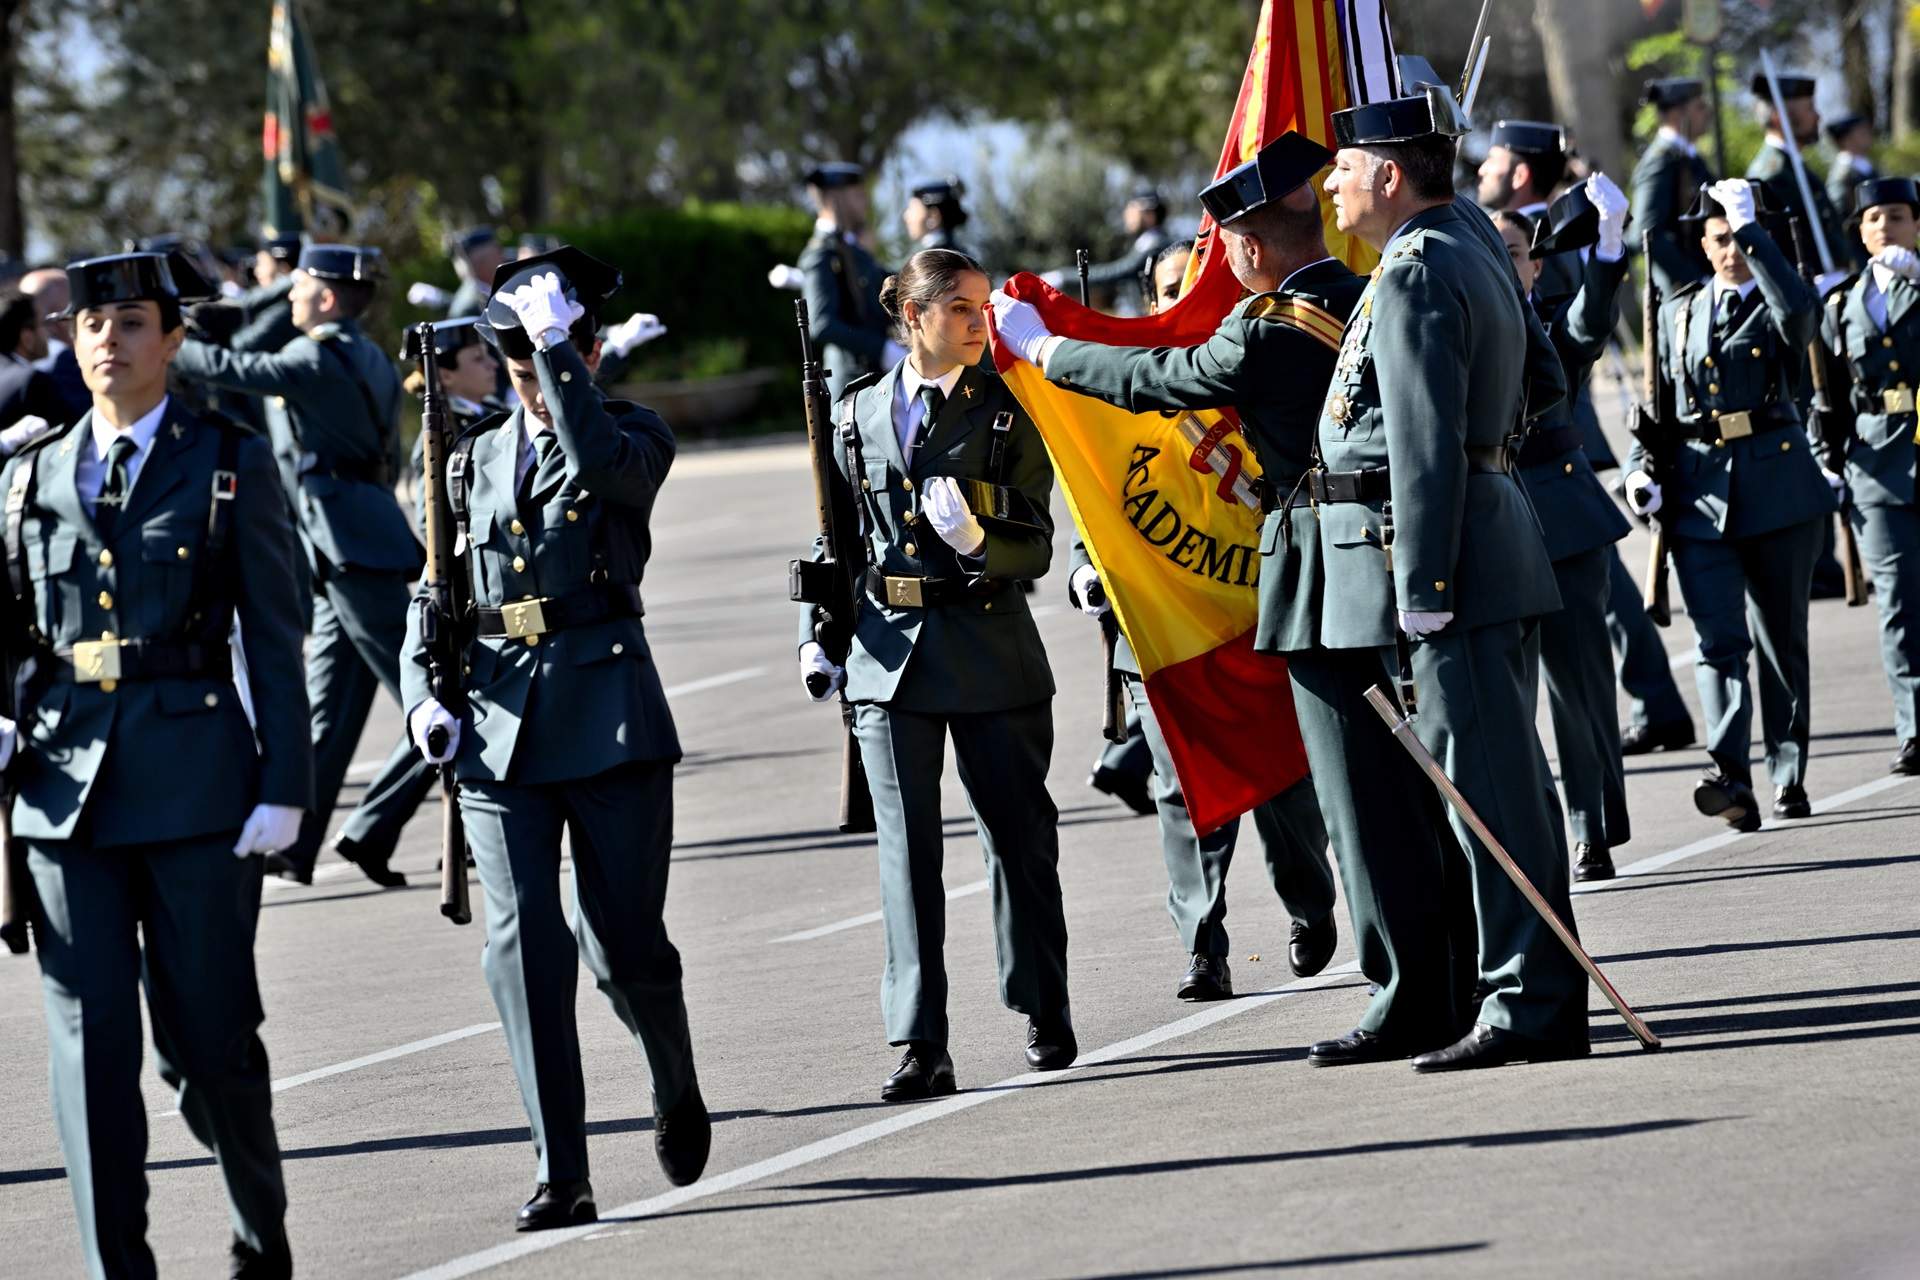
[1588,173,1630,260]
[408,281,452,310]
[1821,467,1846,493]
[1873,246,1920,282]
[767,264,804,291]
[1708,180,1757,233]
[603,312,666,358]
[499,270,585,351]
[409,698,461,764]
[798,640,844,702]
[232,803,303,858]
[881,339,910,369]
[1398,610,1453,638]
[1070,563,1109,617]
[922,476,986,557]
[0,415,53,457]
[989,289,1054,366]
[1624,470,1663,516]
[0,713,15,772]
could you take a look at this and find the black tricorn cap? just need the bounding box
[477,245,623,359]
[401,315,484,363]
[1750,70,1816,101]
[805,161,865,190]
[298,244,385,282]
[61,251,217,318]
[1199,131,1334,227]
[1680,183,1782,226]
[1642,78,1704,109]
[1854,176,1920,217]
[1530,183,1609,259]
[1825,112,1868,143]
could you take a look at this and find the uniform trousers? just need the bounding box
[26,832,286,1280]
[1852,501,1920,740]
[1528,547,1631,849]
[1606,545,1692,730]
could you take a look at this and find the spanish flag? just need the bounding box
[994,0,1376,837]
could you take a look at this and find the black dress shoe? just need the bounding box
[261,853,312,886]
[1572,843,1615,882]
[229,1235,292,1280]
[654,1085,711,1186]
[1177,953,1232,1001]
[1893,739,1920,776]
[1411,1022,1590,1072]
[334,835,407,888]
[880,1043,956,1102]
[1307,1028,1415,1067]
[516,1179,596,1232]
[1288,916,1337,977]
[1088,766,1155,817]
[1772,784,1811,819]
[1693,772,1762,832]
[1025,1013,1078,1070]
[1620,718,1694,756]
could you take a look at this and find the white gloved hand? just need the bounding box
[767,264,804,291]
[1821,467,1847,493]
[233,803,304,858]
[1588,173,1630,260]
[881,339,910,369]
[1624,469,1663,516]
[989,289,1055,367]
[798,640,844,702]
[1070,563,1110,617]
[409,698,461,764]
[0,713,16,772]
[1708,180,1757,233]
[922,475,986,557]
[0,415,53,457]
[1398,610,1454,638]
[1873,246,1920,282]
[407,281,452,310]
[603,312,666,358]
[499,270,585,351]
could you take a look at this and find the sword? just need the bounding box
[1457,0,1494,120]
[1758,49,1834,276]
[1363,684,1664,1052]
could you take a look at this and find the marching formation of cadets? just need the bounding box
[0,49,1913,1280]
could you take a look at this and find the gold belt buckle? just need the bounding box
[71,639,123,684]
[1884,386,1915,414]
[884,576,925,608]
[499,597,549,639]
[1717,411,1754,441]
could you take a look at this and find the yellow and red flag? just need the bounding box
[993,0,1376,836]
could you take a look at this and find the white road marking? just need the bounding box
[157,1023,502,1117]
[771,879,989,944]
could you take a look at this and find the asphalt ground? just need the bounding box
[3,410,1918,1279]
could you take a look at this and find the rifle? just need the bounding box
[1077,247,1128,746]
[0,659,32,955]
[1787,218,1870,608]
[787,300,876,834]
[407,323,473,925]
[1630,230,1674,626]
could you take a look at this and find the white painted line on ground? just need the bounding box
[663,666,765,699]
[158,1023,503,1118]
[771,879,990,944]
[260,862,359,894]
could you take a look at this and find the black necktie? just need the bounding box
[910,383,944,461]
[520,431,558,503]
[94,436,138,540]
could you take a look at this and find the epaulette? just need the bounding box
[309,322,343,342]
[1670,278,1708,302]
[7,419,72,462]
[459,409,513,445]
[1821,272,1860,304]
[1244,291,1345,352]
[836,371,882,404]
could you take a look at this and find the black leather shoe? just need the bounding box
[1693,772,1761,832]
[880,1043,956,1102]
[1288,916,1337,977]
[1177,953,1232,1001]
[1088,766,1155,817]
[1025,1012,1078,1070]
[262,853,312,886]
[516,1179,596,1232]
[334,835,407,888]
[229,1235,292,1280]
[1772,784,1811,819]
[1572,843,1615,883]
[654,1085,710,1186]
[1620,718,1694,756]
[1893,739,1920,776]
[1411,1022,1590,1072]
[1307,1028,1412,1067]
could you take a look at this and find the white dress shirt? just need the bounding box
[1657,125,1699,158]
[79,396,169,514]
[891,359,963,462]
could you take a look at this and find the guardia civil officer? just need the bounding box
[1493,183,1637,883]
[403,246,710,1227]
[1,251,312,1278]
[1059,189,1175,301]
[1477,119,1578,299]
[446,225,508,318]
[403,316,503,493]
[797,248,1072,1099]
[1825,114,1878,221]
[1632,78,1717,292]
[904,176,974,258]
[993,134,1348,1002]
[1818,177,1920,774]
[1747,71,1860,274]
[798,162,902,401]
[171,245,426,887]
[1624,180,1837,828]
[1297,79,1593,1070]
[232,232,303,354]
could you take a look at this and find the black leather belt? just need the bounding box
[1684,408,1798,444]
[477,583,643,639]
[1465,443,1514,474]
[302,457,392,486]
[50,638,232,685]
[1307,468,1389,504]
[1518,424,1583,468]
[863,567,1000,608]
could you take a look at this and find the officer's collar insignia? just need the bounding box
[170,423,186,440]
[961,384,975,400]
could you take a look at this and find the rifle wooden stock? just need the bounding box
[0,807,31,955]
[1840,518,1868,606]
[1099,615,1126,744]
[1786,217,1871,611]
[837,703,873,833]
[1643,527,1672,626]
[1635,231,1674,627]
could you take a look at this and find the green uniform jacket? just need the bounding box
[799,229,890,401]
[1827,154,1878,222]
[233,275,299,354]
[1520,251,1633,562]
[173,320,421,577]
[1747,140,1863,270]
[400,342,681,784]
[1080,226,1174,293]
[1044,258,1366,653]
[1822,270,1920,509]
[1280,202,1563,652]
[1631,132,1714,291]
[794,361,1055,713]
[1629,222,1836,541]
[2,406,313,845]
[1452,195,1571,424]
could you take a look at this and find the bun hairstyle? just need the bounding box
[878,247,983,341]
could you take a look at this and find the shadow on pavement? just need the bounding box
[1595,929,1920,964]
[1040,1243,1490,1279]
[1599,980,1920,1016]
[673,804,1139,863]
[1585,851,1920,895]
